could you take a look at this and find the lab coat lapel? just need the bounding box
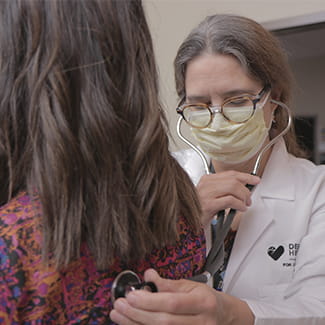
[223,138,295,292]
[222,189,273,292]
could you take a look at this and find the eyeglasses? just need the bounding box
[176,85,271,128]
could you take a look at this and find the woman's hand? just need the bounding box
[110,269,219,325]
[197,171,260,227]
[110,269,254,325]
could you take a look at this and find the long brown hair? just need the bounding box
[174,14,306,158]
[0,0,201,269]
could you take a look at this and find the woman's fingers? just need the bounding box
[111,297,207,325]
[196,171,260,223]
[110,302,143,325]
[110,270,219,325]
[198,172,260,201]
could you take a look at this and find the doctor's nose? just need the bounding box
[209,108,224,129]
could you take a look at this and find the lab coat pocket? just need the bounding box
[258,283,289,299]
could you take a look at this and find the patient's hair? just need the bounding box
[0,0,201,269]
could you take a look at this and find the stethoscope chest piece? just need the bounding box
[111,270,158,303]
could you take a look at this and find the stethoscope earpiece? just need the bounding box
[111,270,158,303]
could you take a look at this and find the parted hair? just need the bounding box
[174,14,306,158]
[0,0,201,269]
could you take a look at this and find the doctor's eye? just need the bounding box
[225,96,252,107]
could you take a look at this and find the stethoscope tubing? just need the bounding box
[111,100,292,300]
[178,99,292,284]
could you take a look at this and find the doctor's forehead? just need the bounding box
[184,53,262,101]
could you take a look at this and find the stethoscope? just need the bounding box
[111,99,292,301]
[111,270,158,303]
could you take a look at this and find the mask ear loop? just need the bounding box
[256,89,271,111]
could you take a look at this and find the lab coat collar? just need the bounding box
[222,188,272,292]
[259,137,295,201]
[222,137,294,292]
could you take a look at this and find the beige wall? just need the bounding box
[143,0,325,151]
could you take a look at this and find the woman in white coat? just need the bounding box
[110,14,325,325]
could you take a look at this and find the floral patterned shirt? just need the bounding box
[0,193,206,324]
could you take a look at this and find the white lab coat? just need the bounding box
[173,138,325,324]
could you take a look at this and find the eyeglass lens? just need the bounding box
[183,96,255,128]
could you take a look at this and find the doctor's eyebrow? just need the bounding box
[185,88,259,103]
[185,95,210,103]
[222,88,257,97]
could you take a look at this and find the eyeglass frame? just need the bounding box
[176,84,271,129]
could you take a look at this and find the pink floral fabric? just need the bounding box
[0,193,206,324]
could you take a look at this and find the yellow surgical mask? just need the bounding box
[191,107,272,164]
